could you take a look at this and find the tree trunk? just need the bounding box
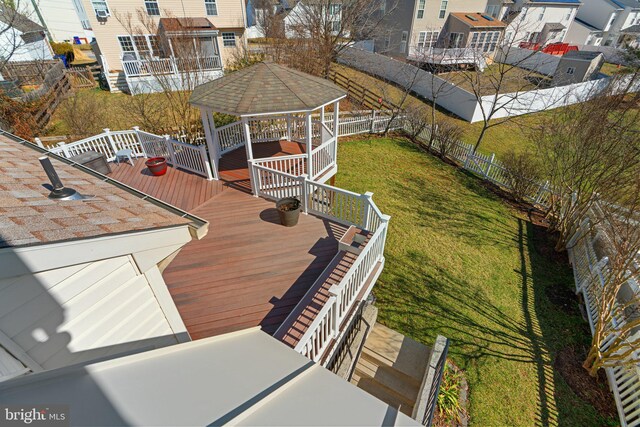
[474,125,488,153]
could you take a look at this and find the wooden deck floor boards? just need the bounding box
[163,188,348,339]
[107,140,351,341]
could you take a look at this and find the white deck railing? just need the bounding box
[122,55,222,78]
[568,213,640,427]
[47,128,213,180]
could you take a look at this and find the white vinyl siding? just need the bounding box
[205,0,218,16]
[0,257,178,371]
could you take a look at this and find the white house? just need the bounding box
[566,0,640,47]
[23,0,94,43]
[0,6,53,63]
[284,0,344,38]
[0,132,207,381]
[501,0,581,46]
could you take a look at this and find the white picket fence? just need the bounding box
[409,125,554,208]
[45,128,213,180]
[568,212,640,427]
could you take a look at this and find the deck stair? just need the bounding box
[351,323,431,417]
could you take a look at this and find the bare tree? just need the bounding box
[501,149,542,203]
[0,0,49,70]
[274,0,399,77]
[580,194,640,377]
[435,119,464,160]
[531,69,640,251]
[251,0,281,39]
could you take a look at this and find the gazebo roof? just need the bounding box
[189,62,346,116]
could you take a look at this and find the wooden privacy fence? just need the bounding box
[1,60,61,85]
[66,67,97,89]
[329,69,401,112]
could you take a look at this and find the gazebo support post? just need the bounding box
[320,106,325,125]
[305,112,313,179]
[286,114,292,141]
[242,116,258,196]
[200,108,219,180]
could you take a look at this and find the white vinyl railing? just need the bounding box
[216,121,245,154]
[568,213,640,427]
[46,128,213,179]
[122,55,222,78]
[311,137,336,179]
[252,153,307,176]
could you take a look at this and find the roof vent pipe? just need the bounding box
[39,156,93,201]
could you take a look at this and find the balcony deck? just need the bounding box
[164,189,348,339]
[106,140,353,340]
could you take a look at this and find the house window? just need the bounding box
[222,32,236,47]
[417,31,438,50]
[470,31,500,52]
[332,20,340,32]
[91,0,109,14]
[400,31,408,53]
[448,32,463,48]
[416,0,425,19]
[134,35,151,57]
[118,36,135,56]
[538,6,545,21]
[566,67,575,75]
[205,0,217,16]
[379,0,386,13]
[486,5,500,18]
[384,34,391,50]
[144,0,160,15]
[439,0,448,19]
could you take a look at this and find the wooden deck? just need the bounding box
[107,158,225,212]
[163,189,348,339]
[218,140,306,193]
[108,140,307,210]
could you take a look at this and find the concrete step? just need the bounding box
[362,323,431,380]
[356,354,420,402]
[351,368,414,416]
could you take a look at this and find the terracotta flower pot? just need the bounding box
[276,197,301,227]
[145,157,167,176]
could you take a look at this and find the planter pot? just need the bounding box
[276,197,301,227]
[145,157,167,176]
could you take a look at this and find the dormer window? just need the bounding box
[145,0,160,16]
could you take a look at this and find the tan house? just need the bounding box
[79,0,249,94]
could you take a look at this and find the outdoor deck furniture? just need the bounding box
[115,148,134,165]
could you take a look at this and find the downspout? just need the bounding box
[29,0,52,43]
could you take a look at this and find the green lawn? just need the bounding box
[336,136,613,426]
[333,64,540,158]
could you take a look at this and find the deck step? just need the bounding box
[351,368,415,416]
[362,323,431,380]
[355,354,420,401]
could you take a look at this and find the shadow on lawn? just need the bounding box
[378,217,601,427]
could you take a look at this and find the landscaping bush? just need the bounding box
[436,120,464,160]
[58,89,108,138]
[501,149,543,203]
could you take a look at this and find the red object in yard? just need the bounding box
[145,157,168,176]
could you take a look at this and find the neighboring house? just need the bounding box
[372,0,493,59]
[0,132,207,381]
[284,0,343,38]
[0,6,54,63]
[78,0,249,94]
[246,0,293,38]
[566,0,640,47]
[551,49,604,84]
[499,0,581,47]
[23,0,94,43]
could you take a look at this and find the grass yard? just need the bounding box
[333,64,540,158]
[438,63,550,95]
[336,135,614,426]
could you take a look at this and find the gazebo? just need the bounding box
[189,62,346,195]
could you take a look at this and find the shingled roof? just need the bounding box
[0,134,194,249]
[189,62,346,115]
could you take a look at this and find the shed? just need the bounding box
[552,50,605,86]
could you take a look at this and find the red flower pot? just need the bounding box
[145,157,168,176]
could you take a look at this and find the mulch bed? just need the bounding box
[554,346,618,419]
